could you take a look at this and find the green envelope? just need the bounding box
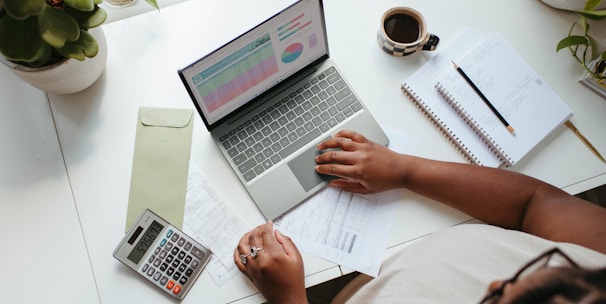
[125,107,194,231]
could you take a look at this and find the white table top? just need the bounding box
[2,0,605,303]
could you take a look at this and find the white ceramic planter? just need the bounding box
[1,27,107,95]
[104,0,137,7]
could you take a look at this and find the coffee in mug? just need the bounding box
[378,7,439,56]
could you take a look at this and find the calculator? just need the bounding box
[113,209,212,300]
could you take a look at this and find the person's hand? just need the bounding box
[315,130,406,194]
[234,221,307,304]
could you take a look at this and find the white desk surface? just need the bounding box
[3,0,606,303]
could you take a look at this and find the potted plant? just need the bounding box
[0,0,159,94]
[556,0,606,93]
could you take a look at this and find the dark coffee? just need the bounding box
[383,13,420,43]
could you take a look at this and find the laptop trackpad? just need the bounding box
[288,141,334,192]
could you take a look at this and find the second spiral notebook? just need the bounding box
[402,29,573,167]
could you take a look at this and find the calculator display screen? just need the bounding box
[127,220,164,264]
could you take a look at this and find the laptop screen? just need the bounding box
[179,0,328,129]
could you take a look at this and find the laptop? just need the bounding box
[178,0,388,220]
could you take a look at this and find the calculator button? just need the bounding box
[179,276,188,285]
[160,263,168,272]
[166,255,173,263]
[153,258,162,267]
[184,242,192,251]
[177,237,186,247]
[160,276,168,286]
[154,247,161,255]
[172,259,180,268]
[142,264,149,273]
[185,268,193,277]
[171,233,180,242]
[148,255,155,263]
[171,247,179,256]
[146,267,155,276]
[153,272,162,281]
[165,242,173,251]
[191,246,206,260]
[177,251,185,260]
[184,255,192,264]
[159,250,167,259]
[173,285,182,295]
[167,267,175,276]
[166,280,175,290]
[191,261,199,269]
[178,264,186,272]
[173,272,182,281]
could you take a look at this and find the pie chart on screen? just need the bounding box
[281,43,303,63]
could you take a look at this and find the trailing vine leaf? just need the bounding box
[557,35,589,52]
[145,0,159,11]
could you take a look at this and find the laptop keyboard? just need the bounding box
[219,67,362,182]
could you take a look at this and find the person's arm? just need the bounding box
[315,130,606,254]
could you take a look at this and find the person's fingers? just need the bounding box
[328,179,370,194]
[317,131,365,151]
[234,247,247,272]
[274,229,301,259]
[315,148,359,165]
[234,231,251,270]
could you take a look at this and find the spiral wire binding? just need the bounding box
[435,82,513,166]
[401,84,483,165]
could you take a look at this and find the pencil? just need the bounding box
[452,61,515,135]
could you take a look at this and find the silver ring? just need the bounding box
[250,246,264,258]
[240,253,251,265]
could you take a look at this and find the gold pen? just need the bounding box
[565,120,605,163]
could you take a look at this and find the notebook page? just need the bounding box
[436,34,573,166]
[401,28,502,167]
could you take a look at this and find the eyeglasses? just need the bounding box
[479,247,580,304]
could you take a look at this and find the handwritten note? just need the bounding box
[436,33,573,166]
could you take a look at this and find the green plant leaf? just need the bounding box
[585,0,602,10]
[56,29,98,60]
[0,14,48,62]
[25,44,53,67]
[63,0,95,12]
[3,0,44,20]
[38,4,80,48]
[64,4,106,28]
[145,0,160,11]
[578,8,606,19]
[556,35,589,52]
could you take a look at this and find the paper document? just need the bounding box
[183,168,249,286]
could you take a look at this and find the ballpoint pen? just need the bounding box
[565,120,605,163]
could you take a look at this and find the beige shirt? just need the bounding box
[335,224,606,303]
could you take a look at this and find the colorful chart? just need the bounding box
[281,43,303,63]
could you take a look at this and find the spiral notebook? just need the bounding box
[402,29,573,167]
